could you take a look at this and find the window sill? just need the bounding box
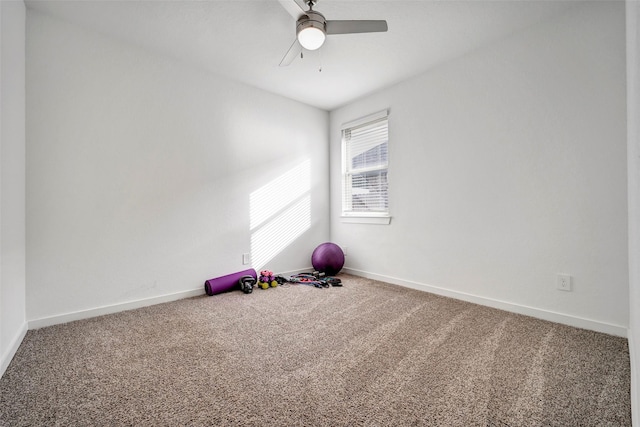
[340,216,391,225]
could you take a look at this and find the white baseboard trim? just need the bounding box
[343,268,628,338]
[277,267,314,276]
[29,288,205,330]
[1,321,28,378]
[27,268,314,330]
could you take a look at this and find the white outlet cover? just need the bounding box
[557,274,572,291]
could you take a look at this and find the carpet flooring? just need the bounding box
[0,274,631,426]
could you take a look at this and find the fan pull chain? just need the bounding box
[318,49,323,72]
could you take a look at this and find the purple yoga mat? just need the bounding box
[204,268,257,296]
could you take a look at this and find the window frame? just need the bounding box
[340,110,391,224]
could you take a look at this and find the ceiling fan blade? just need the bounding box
[326,20,388,35]
[278,0,306,20]
[279,38,303,67]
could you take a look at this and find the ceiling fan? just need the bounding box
[278,0,388,66]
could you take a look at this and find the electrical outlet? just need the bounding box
[343,246,348,256]
[242,253,250,265]
[557,274,571,291]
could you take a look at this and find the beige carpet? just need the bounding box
[0,274,631,426]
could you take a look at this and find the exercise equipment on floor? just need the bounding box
[239,275,257,294]
[204,268,257,296]
[257,270,279,289]
[286,272,342,288]
[311,242,345,276]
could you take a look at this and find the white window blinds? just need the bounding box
[342,111,389,216]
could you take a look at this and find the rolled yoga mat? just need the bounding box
[204,268,257,296]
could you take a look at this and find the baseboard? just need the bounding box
[1,321,28,378]
[343,268,628,338]
[29,288,205,330]
[27,267,315,330]
[277,267,314,276]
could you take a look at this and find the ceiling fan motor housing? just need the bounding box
[296,11,327,50]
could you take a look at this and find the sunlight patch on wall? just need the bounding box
[250,159,311,271]
[251,195,311,271]
[250,159,311,230]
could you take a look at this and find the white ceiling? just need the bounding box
[25,0,577,111]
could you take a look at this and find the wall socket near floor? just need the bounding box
[342,246,348,256]
[557,273,572,291]
[242,253,250,265]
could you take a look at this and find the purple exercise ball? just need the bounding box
[312,242,345,276]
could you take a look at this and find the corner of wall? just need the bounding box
[0,0,27,379]
[627,0,640,424]
[0,322,27,377]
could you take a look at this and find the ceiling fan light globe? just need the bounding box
[297,26,325,50]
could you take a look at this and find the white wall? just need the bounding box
[26,10,329,325]
[1,0,27,377]
[330,2,628,335]
[627,0,640,422]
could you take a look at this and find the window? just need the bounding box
[341,110,390,222]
